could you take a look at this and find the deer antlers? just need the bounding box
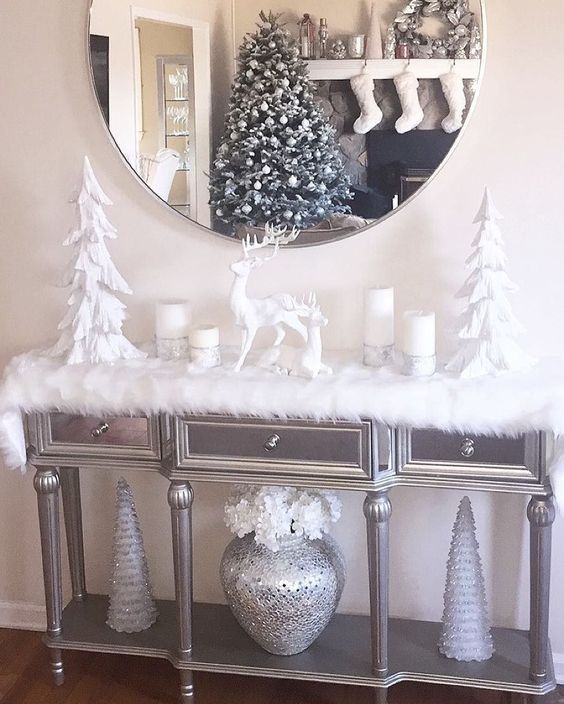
[241,224,300,261]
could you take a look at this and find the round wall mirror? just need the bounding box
[88,0,484,246]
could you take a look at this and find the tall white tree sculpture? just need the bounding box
[438,496,494,662]
[446,188,535,378]
[106,478,158,633]
[48,157,146,365]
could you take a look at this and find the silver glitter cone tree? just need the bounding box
[209,11,351,231]
[47,156,146,365]
[446,188,535,378]
[438,496,494,662]
[106,478,157,633]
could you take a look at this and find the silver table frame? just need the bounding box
[26,413,556,703]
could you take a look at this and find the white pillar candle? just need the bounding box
[190,325,220,349]
[364,287,394,347]
[402,311,436,357]
[155,300,192,340]
[190,325,221,368]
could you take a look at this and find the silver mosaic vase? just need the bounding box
[220,532,346,656]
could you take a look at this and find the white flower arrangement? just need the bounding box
[224,485,342,552]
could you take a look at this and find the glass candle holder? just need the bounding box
[156,336,190,361]
[402,353,436,377]
[190,326,221,368]
[364,344,395,368]
[348,34,366,59]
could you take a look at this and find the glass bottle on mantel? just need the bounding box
[318,18,329,59]
[298,13,316,59]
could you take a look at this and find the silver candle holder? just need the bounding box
[348,34,366,59]
[156,336,190,361]
[363,344,394,368]
[402,353,436,377]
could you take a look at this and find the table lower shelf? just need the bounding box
[45,595,555,695]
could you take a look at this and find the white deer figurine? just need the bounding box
[230,224,305,372]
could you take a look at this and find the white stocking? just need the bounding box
[394,71,424,134]
[350,68,383,135]
[440,70,466,133]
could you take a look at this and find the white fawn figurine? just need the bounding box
[293,293,333,379]
[259,293,333,379]
[230,224,305,372]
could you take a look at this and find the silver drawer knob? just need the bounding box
[91,422,110,438]
[264,434,280,453]
[460,438,475,458]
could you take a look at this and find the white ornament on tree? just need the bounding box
[439,496,494,662]
[47,157,145,365]
[106,478,158,634]
[365,1,384,60]
[394,71,424,134]
[446,188,535,378]
[350,67,383,135]
[440,69,466,134]
[230,224,308,372]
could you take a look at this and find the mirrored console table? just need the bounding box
[24,411,556,703]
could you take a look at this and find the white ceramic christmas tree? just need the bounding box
[446,188,535,378]
[438,496,494,662]
[47,156,146,365]
[106,478,157,633]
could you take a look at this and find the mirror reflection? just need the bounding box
[89,0,483,244]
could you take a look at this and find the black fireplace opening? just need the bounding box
[350,129,458,219]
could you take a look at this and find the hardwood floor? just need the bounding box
[0,628,561,704]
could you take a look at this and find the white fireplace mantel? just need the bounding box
[306,58,481,81]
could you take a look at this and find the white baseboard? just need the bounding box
[0,601,45,631]
[554,652,564,685]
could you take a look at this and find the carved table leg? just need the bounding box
[364,490,392,678]
[33,467,64,686]
[168,481,194,701]
[372,687,389,704]
[527,494,555,684]
[179,670,195,701]
[60,467,86,601]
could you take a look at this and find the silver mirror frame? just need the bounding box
[85,0,487,248]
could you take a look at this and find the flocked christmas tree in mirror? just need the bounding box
[47,157,146,365]
[209,11,352,234]
[439,496,494,662]
[107,478,157,634]
[446,188,535,378]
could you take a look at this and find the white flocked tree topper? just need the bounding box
[48,157,146,365]
[446,188,535,378]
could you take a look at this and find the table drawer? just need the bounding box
[29,412,161,462]
[172,415,377,483]
[397,428,543,484]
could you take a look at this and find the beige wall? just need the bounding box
[1,0,564,679]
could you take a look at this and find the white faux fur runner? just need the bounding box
[2,350,564,492]
[3,348,564,431]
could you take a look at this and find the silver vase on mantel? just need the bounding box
[220,532,346,656]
